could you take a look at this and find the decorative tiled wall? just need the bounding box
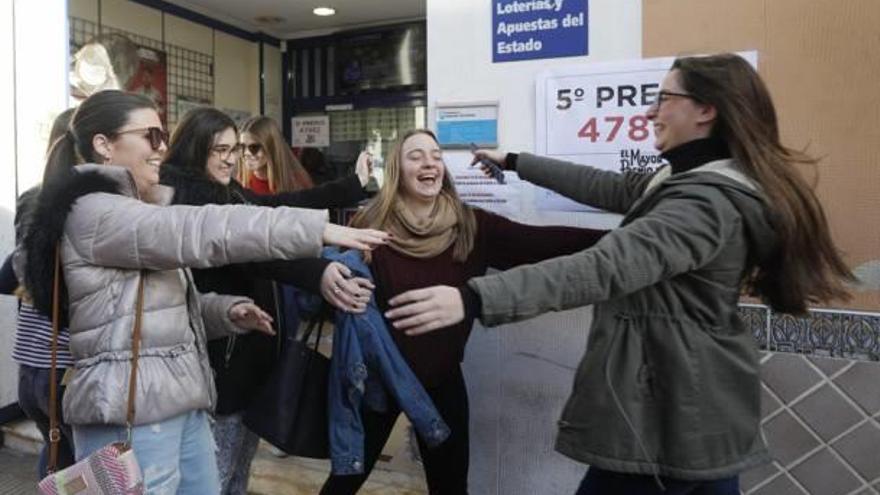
[739,304,880,495]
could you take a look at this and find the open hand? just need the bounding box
[229,302,275,335]
[322,224,390,251]
[321,262,375,313]
[385,285,465,336]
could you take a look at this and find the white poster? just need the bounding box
[445,152,521,218]
[535,52,757,211]
[292,116,330,147]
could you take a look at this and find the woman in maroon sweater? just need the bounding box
[320,129,606,495]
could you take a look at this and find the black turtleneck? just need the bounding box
[660,137,731,175]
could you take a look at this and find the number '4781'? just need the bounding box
[578,115,651,142]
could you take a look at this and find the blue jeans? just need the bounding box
[73,410,220,494]
[17,365,75,477]
[575,467,739,495]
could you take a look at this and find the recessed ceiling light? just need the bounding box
[313,7,336,16]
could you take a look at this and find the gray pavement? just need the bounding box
[0,447,39,494]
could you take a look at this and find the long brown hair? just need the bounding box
[351,129,477,262]
[672,53,854,314]
[239,116,313,193]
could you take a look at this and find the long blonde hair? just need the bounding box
[239,116,313,193]
[351,129,477,262]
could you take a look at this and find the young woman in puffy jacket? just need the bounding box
[160,107,375,494]
[22,90,387,494]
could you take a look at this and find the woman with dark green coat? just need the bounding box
[384,53,854,494]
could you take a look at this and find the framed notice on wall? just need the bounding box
[292,116,330,147]
[435,102,499,149]
[534,51,757,211]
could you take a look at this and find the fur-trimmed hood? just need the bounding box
[22,164,172,322]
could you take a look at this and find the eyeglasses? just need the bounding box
[242,143,263,156]
[650,90,702,109]
[114,126,168,151]
[211,144,243,162]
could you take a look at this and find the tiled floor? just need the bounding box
[741,353,880,495]
[0,448,38,494]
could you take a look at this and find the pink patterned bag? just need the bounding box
[37,442,143,494]
[37,250,146,494]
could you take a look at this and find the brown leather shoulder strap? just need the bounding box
[46,253,147,466]
[126,271,146,433]
[47,244,62,473]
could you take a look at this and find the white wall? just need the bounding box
[429,0,641,230]
[0,0,18,413]
[0,0,69,411]
[214,30,260,115]
[427,1,641,493]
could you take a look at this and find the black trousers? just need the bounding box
[321,366,470,495]
[575,467,740,495]
[18,365,75,477]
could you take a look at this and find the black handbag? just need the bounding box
[243,311,331,458]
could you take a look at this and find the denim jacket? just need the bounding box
[323,248,450,475]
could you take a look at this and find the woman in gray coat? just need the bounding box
[22,90,387,493]
[384,54,854,494]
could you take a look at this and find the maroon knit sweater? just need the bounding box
[370,208,606,388]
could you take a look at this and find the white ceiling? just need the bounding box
[163,0,426,39]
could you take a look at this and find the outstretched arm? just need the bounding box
[68,194,389,270]
[245,151,373,209]
[388,191,734,333]
[480,210,606,270]
[472,149,656,213]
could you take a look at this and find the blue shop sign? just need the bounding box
[492,0,588,63]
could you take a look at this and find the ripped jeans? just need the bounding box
[73,410,220,494]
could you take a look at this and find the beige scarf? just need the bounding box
[386,192,460,259]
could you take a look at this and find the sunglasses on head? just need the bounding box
[115,126,169,151]
[243,143,263,156]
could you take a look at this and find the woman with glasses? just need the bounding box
[238,115,373,200]
[22,90,388,494]
[240,116,320,194]
[385,53,855,494]
[160,107,376,495]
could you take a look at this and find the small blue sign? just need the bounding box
[435,104,499,148]
[437,120,498,148]
[492,0,588,63]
